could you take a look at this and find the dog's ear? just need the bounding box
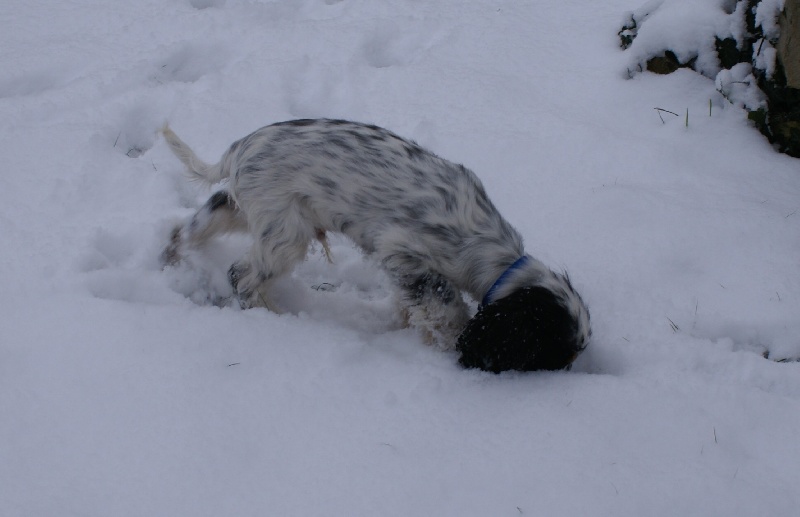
[456,286,585,373]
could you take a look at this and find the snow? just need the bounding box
[755,0,785,41]
[1,0,799,515]
[622,0,786,80]
[716,63,767,111]
[622,0,732,77]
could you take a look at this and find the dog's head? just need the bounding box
[456,283,591,373]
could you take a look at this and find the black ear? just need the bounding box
[457,287,585,373]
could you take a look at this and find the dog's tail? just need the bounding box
[162,124,228,184]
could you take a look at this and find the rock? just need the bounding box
[646,51,683,75]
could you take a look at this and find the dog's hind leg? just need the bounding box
[227,203,317,312]
[227,258,285,313]
[161,190,247,266]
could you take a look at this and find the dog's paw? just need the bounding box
[227,262,284,313]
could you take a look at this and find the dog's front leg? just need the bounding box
[398,273,471,350]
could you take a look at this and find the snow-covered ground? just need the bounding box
[2,1,799,515]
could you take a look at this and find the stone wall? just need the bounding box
[778,0,799,88]
[763,0,800,156]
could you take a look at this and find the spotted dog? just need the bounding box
[161,119,590,372]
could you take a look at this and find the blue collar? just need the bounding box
[481,255,530,306]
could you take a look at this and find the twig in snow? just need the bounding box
[654,107,679,124]
[311,282,337,291]
[667,317,680,333]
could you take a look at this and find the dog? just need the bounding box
[161,118,591,372]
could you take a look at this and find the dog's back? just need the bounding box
[221,119,525,299]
